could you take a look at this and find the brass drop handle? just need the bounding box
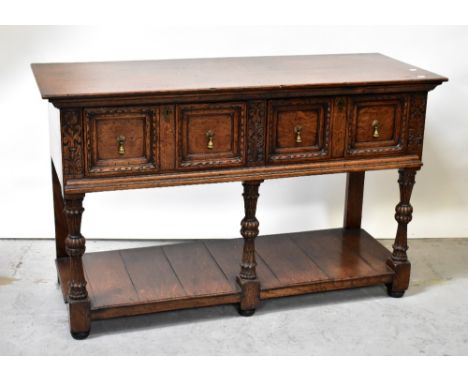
[206,130,214,149]
[294,126,303,144]
[372,120,380,138]
[117,135,126,155]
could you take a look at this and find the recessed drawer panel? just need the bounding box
[267,98,332,163]
[84,107,158,176]
[176,102,247,170]
[346,95,408,157]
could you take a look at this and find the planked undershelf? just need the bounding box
[56,228,394,320]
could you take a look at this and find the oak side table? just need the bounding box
[32,54,446,339]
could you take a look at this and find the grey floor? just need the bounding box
[0,237,467,355]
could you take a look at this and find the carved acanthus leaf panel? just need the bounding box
[407,93,427,157]
[247,101,266,164]
[61,109,84,179]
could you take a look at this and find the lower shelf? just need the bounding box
[56,228,394,320]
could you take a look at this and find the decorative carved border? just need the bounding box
[407,93,427,156]
[83,107,159,176]
[247,100,266,164]
[267,98,332,162]
[346,94,409,156]
[176,102,246,169]
[61,109,84,179]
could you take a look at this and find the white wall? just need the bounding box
[0,26,467,239]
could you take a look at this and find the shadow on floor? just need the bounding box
[89,284,389,338]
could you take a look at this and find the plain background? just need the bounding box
[0,25,466,239]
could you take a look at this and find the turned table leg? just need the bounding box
[387,168,417,298]
[343,172,365,229]
[64,194,91,339]
[237,180,263,316]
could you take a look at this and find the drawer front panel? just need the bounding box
[267,98,332,163]
[176,102,247,170]
[84,107,158,176]
[346,95,408,157]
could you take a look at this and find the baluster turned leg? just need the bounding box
[387,168,417,298]
[64,194,91,339]
[237,180,263,316]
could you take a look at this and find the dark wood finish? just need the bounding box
[31,54,446,100]
[32,54,446,338]
[56,229,394,319]
[237,180,262,315]
[176,102,247,170]
[387,168,417,297]
[83,106,159,176]
[63,194,90,339]
[267,98,331,163]
[51,161,67,259]
[344,172,365,229]
[346,94,407,157]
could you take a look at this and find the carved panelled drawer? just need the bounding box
[266,98,332,163]
[346,94,408,157]
[32,54,447,339]
[176,102,247,170]
[84,107,159,176]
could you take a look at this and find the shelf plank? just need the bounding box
[163,242,235,296]
[289,230,378,280]
[255,235,328,285]
[83,250,139,308]
[56,228,395,320]
[204,238,280,290]
[119,246,187,302]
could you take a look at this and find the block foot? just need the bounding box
[71,330,90,340]
[387,284,405,298]
[238,307,255,317]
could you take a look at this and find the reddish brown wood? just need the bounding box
[344,171,365,229]
[63,155,423,194]
[159,105,176,171]
[267,98,331,163]
[83,106,159,176]
[163,242,234,296]
[237,180,263,315]
[55,228,394,321]
[255,235,327,284]
[176,102,247,170]
[32,54,446,339]
[387,168,417,297]
[51,161,67,259]
[346,94,407,157]
[31,54,446,100]
[63,194,90,339]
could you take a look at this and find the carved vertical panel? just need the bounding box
[61,109,84,179]
[407,93,427,157]
[247,100,266,165]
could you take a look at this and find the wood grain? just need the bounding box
[32,54,446,99]
[56,229,395,320]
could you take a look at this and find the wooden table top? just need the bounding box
[31,53,447,99]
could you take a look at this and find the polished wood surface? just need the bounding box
[32,54,446,99]
[33,54,446,339]
[56,228,394,319]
